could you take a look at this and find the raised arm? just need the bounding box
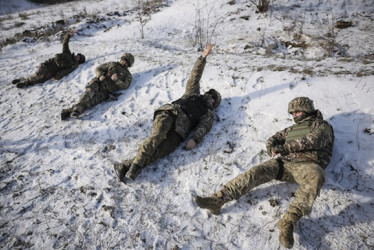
[181,44,213,98]
[62,30,74,54]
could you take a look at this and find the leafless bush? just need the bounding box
[133,0,165,39]
[250,0,271,13]
[187,1,221,51]
[325,0,337,56]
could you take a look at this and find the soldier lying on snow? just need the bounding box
[61,53,134,120]
[194,97,334,249]
[114,44,221,182]
[12,30,85,88]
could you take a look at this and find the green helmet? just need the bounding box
[121,53,134,67]
[208,89,221,109]
[288,97,315,114]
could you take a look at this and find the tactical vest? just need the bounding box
[172,96,209,128]
[285,120,312,142]
[54,53,73,68]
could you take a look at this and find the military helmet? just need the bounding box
[288,97,315,114]
[121,53,134,67]
[208,89,221,109]
[77,53,85,64]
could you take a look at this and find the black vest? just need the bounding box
[173,96,209,127]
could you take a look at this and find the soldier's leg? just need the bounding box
[285,162,325,217]
[126,112,175,180]
[277,162,325,248]
[17,64,52,88]
[194,158,281,215]
[132,112,175,167]
[147,128,182,165]
[221,158,281,200]
[71,78,109,116]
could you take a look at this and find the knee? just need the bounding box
[303,166,325,194]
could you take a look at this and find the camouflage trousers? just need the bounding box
[73,78,110,113]
[221,158,325,218]
[25,64,53,85]
[132,111,183,168]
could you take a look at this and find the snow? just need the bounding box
[1,0,374,249]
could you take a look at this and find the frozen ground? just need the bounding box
[0,0,374,249]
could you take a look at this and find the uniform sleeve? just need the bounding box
[54,66,77,80]
[181,56,206,99]
[284,122,334,153]
[95,62,110,78]
[266,129,287,156]
[62,33,72,54]
[191,109,214,144]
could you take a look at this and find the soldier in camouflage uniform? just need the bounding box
[114,44,221,182]
[12,30,85,88]
[193,97,334,249]
[61,53,134,120]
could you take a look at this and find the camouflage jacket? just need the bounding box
[43,32,79,79]
[266,110,334,168]
[95,61,132,93]
[155,56,214,143]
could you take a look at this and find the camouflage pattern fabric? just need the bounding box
[130,56,214,169]
[133,111,182,167]
[72,78,110,114]
[221,159,325,218]
[24,64,54,86]
[155,56,214,142]
[219,110,333,218]
[23,32,77,86]
[266,110,334,168]
[95,61,132,92]
[71,61,132,114]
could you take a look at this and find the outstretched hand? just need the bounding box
[69,29,75,36]
[184,139,197,150]
[202,43,213,58]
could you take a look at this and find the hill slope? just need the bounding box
[1,0,373,249]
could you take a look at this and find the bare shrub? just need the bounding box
[187,0,221,51]
[133,0,165,39]
[250,0,271,13]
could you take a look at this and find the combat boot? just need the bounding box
[114,160,132,183]
[193,190,227,215]
[12,78,26,85]
[125,163,143,180]
[16,81,27,88]
[61,108,73,120]
[277,212,300,249]
[70,110,80,119]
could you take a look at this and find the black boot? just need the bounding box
[12,79,21,84]
[16,81,27,88]
[114,160,132,183]
[70,110,80,119]
[125,163,142,180]
[61,108,73,120]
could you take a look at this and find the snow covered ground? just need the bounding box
[1,0,373,249]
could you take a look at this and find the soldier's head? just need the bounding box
[120,53,134,67]
[288,96,315,123]
[74,53,86,64]
[204,89,221,109]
